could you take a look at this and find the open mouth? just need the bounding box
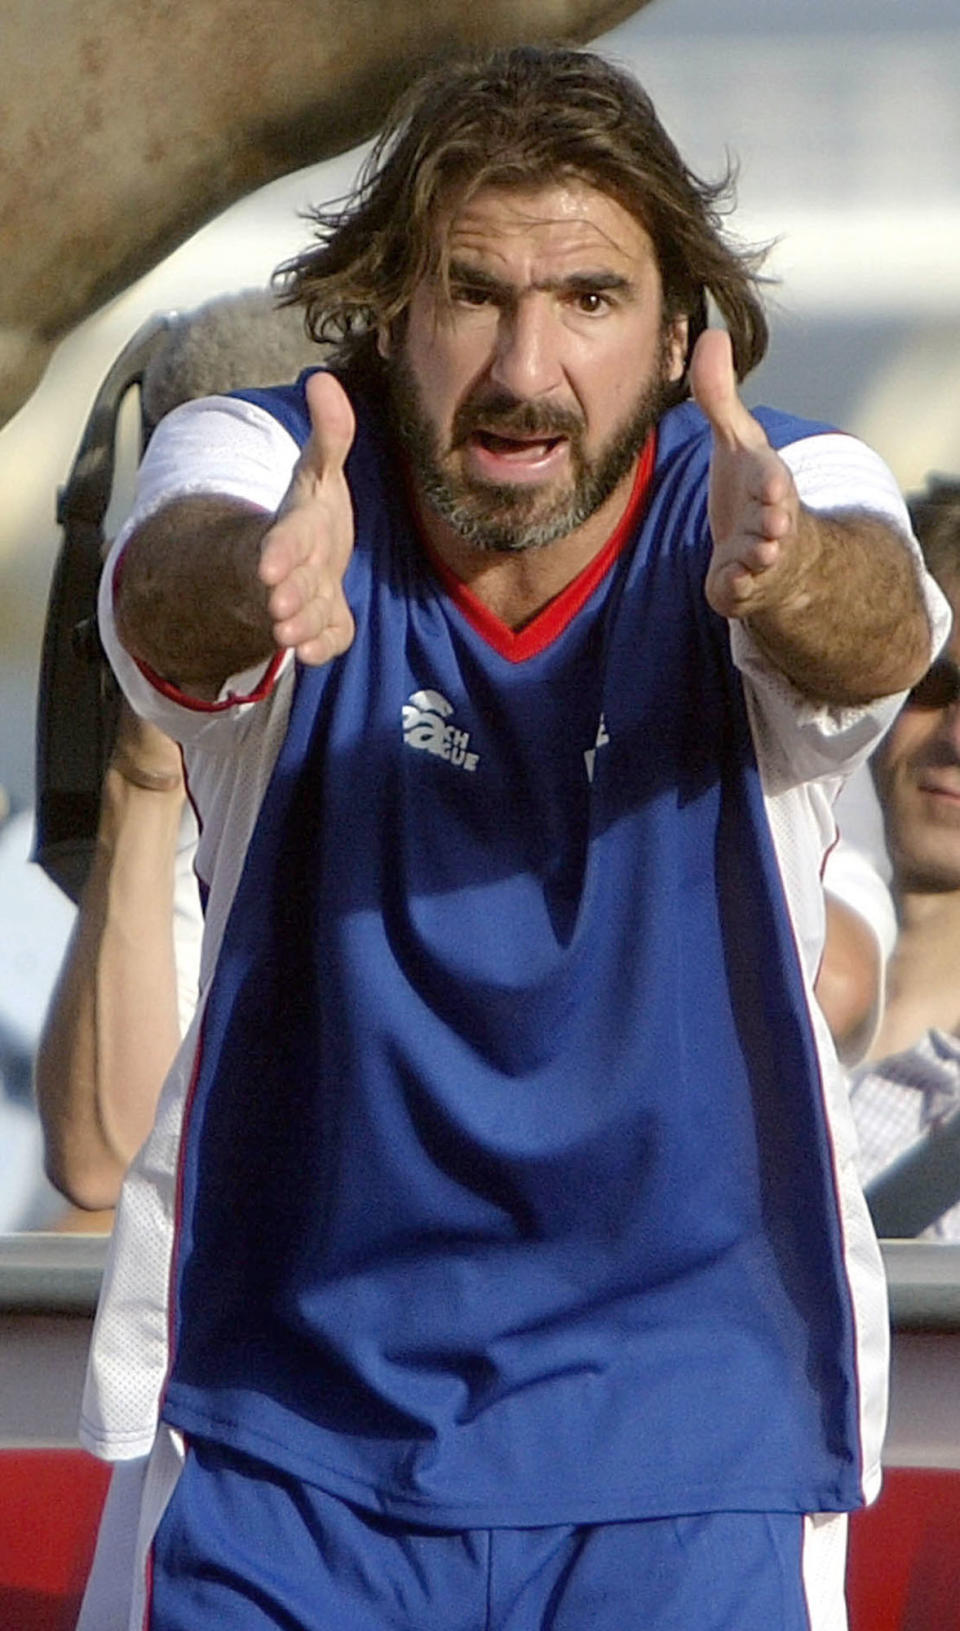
[471,429,567,464]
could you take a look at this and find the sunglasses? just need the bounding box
[904,657,960,711]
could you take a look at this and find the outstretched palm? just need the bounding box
[259,369,358,666]
[690,329,801,621]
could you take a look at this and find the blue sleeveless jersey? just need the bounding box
[161,376,862,1525]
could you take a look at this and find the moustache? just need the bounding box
[450,392,585,450]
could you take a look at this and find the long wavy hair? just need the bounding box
[275,44,770,395]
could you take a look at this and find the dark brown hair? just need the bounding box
[909,476,960,589]
[274,44,770,393]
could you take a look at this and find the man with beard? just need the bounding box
[850,478,960,1238]
[83,45,946,1631]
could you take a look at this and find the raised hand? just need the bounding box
[258,369,357,666]
[691,328,808,622]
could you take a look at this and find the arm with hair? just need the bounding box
[35,708,186,1209]
[691,331,934,706]
[114,371,356,701]
[114,495,279,700]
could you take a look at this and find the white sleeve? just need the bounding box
[97,395,301,749]
[729,433,952,791]
[172,802,202,1037]
[832,762,891,886]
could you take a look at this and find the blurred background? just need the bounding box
[1,0,958,1226]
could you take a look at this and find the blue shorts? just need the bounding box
[147,1440,825,1630]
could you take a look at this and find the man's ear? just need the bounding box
[665,314,689,383]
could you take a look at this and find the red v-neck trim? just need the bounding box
[422,430,658,663]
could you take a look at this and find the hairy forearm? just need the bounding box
[35,766,183,1209]
[745,508,931,706]
[114,495,277,698]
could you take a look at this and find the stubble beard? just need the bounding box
[387,343,674,555]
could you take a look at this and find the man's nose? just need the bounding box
[489,297,564,399]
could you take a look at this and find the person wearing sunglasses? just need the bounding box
[849,477,960,1237]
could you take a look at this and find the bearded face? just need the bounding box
[388,347,673,554]
[382,181,688,556]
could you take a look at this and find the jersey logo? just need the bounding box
[402,689,479,772]
[584,713,610,784]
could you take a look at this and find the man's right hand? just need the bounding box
[258,369,357,667]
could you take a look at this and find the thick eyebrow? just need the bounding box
[446,260,636,299]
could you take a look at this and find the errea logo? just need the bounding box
[402,689,479,773]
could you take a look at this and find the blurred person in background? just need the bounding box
[849,477,960,1238]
